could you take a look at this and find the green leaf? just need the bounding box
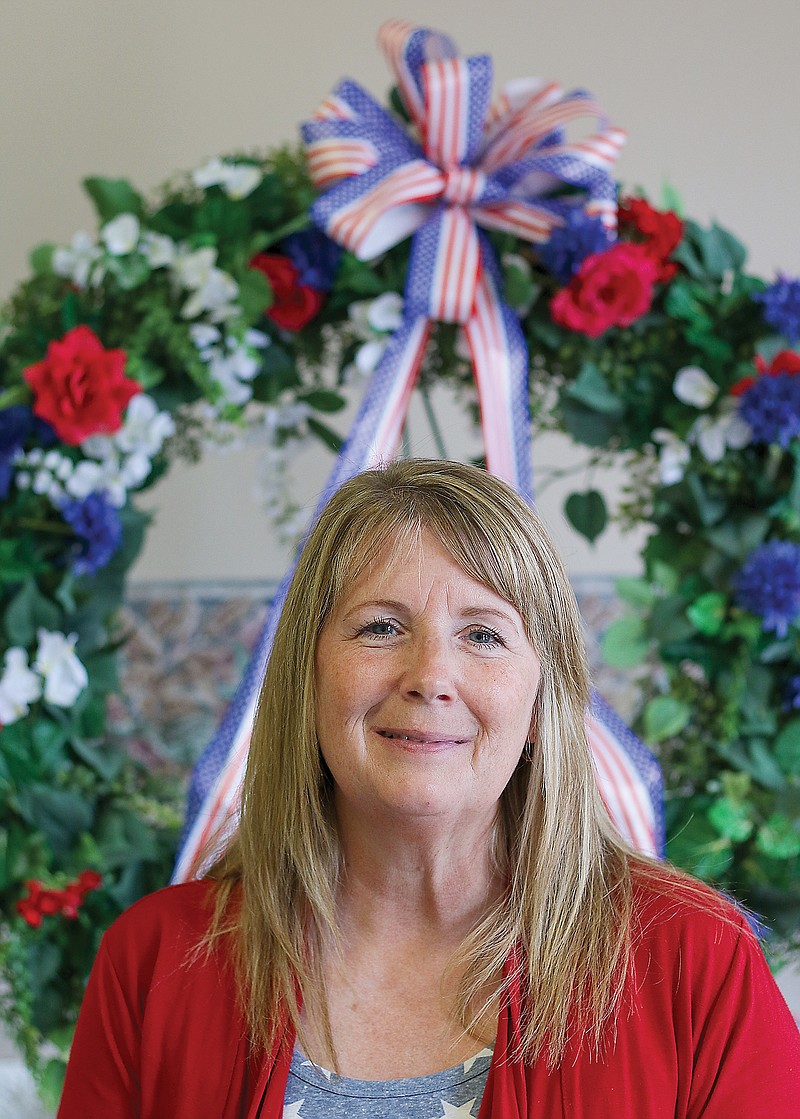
[29,243,56,276]
[4,579,61,647]
[601,615,649,668]
[705,515,769,560]
[775,720,800,776]
[104,253,151,291]
[307,416,344,453]
[82,176,144,222]
[298,389,346,413]
[643,696,691,742]
[565,362,624,415]
[756,814,800,860]
[560,400,619,448]
[686,592,727,636]
[707,796,754,842]
[238,267,273,321]
[39,1059,68,1111]
[564,489,607,543]
[16,785,94,850]
[335,253,386,297]
[614,576,657,609]
[503,262,537,310]
[747,740,786,790]
[70,736,124,781]
[666,814,733,879]
[660,181,684,216]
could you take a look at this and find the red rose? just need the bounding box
[15,870,102,926]
[618,197,684,282]
[23,325,140,445]
[551,243,658,338]
[249,253,323,331]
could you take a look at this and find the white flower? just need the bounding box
[141,231,176,268]
[366,292,404,332]
[688,399,752,463]
[65,460,107,500]
[173,248,239,322]
[190,323,222,352]
[101,213,141,256]
[172,246,217,291]
[65,455,142,506]
[348,293,405,338]
[33,630,88,708]
[653,428,691,485]
[0,648,42,725]
[209,338,261,406]
[244,328,270,350]
[114,394,175,456]
[673,366,718,409]
[52,231,103,289]
[193,158,262,200]
[184,270,240,322]
[354,339,388,378]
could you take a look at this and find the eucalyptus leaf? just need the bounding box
[298,389,346,413]
[686,592,726,636]
[756,814,800,860]
[29,243,56,276]
[4,579,61,647]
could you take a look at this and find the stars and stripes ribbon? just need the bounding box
[172,22,661,882]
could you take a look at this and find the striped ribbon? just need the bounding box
[172,22,661,882]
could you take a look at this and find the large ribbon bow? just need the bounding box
[302,19,625,497]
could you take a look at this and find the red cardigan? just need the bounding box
[57,878,800,1118]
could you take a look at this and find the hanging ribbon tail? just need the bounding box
[172,315,431,881]
[587,690,665,857]
[464,251,533,501]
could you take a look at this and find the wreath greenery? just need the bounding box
[2,82,800,1105]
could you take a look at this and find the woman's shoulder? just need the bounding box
[99,877,229,969]
[628,863,761,979]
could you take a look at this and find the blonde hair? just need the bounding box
[206,459,666,1065]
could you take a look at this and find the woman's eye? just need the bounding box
[468,627,502,646]
[359,618,399,639]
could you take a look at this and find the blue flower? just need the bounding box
[0,406,57,499]
[282,229,343,292]
[59,492,123,576]
[785,675,800,711]
[537,208,613,284]
[754,275,800,344]
[735,541,800,638]
[736,368,800,448]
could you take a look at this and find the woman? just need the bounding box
[59,459,800,1118]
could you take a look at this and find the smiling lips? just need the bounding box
[374,727,470,749]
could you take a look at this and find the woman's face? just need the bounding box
[314,529,541,833]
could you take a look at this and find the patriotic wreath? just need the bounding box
[2,18,799,1104]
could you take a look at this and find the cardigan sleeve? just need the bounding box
[57,932,143,1118]
[678,910,800,1118]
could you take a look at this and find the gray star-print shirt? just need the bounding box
[283,1046,493,1118]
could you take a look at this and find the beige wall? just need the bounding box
[3,0,799,580]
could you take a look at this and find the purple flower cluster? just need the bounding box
[785,675,800,711]
[754,275,800,345]
[537,208,612,284]
[735,540,800,638]
[737,372,800,448]
[282,228,343,292]
[60,492,122,576]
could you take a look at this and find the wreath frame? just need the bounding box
[2,79,800,1104]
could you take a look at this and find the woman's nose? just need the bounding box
[401,636,456,702]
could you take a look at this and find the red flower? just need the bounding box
[23,325,140,445]
[731,349,800,396]
[550,243,658,338]
[249,253,323,331]
[15,870,103,927]
[618,197,684,282]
